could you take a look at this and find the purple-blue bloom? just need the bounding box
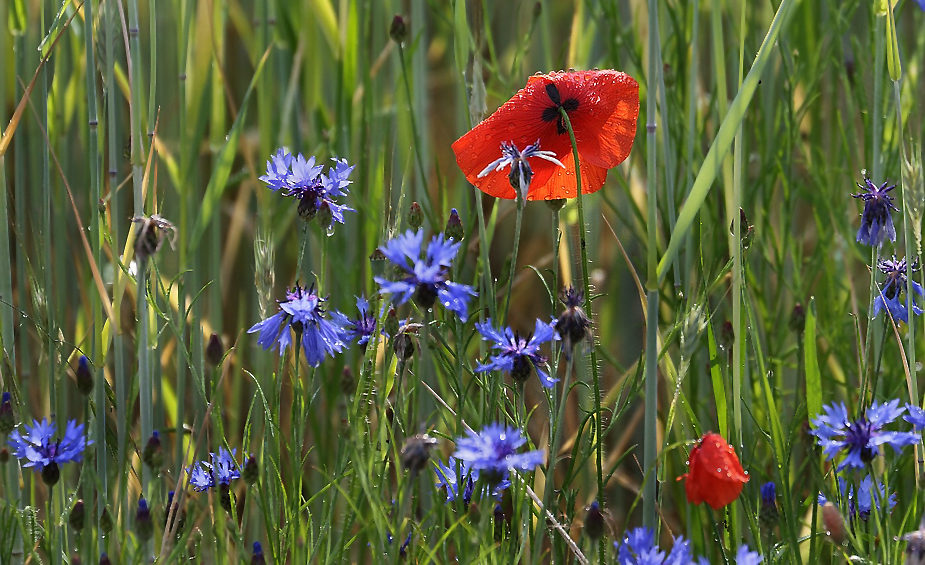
[453,423,544,482]
[917,0,925,10]
[477,140,565,198]
[434,456,509,506]
[735,546,763,565]
[873,257,924,323]
[374,229,476,320]
[905,403,925,431]
[188,447,241,492]
[615,527,692,565]
[852,177,898,247]
[259,148,356,229]
[248,283,347,367]
[8,418,90,473]
[334,296,377,350]
[475,318,560,388]
[760,482,776,507]
[809,399,919,470]
[818,475,897,522]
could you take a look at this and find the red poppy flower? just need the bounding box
[681,432,749,510]
[452,69,639,200]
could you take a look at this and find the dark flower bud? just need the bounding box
[384,308,400,339]
[135,498,153,541]
[555,286,591,360]
[0,392,16,435]
[205,333,224,367]
[340,366,356,396]
[71,553,82,565]
[533,2,542,17]
[42,461,61,487]
[545,198,566,212]
[444,208,464,241]
[583,501,605,540]
[822,502,846,545]
[69,499,86,531]
[789,303,806,334]
[721,320,735,348]
[369,248,387,278]
[142,430,163,470]
[164,491,186,535]
[243,454,259,485]
[219,483,235,515]
[400,433,437,475]
[76,356,93,396]
[318,201,334,230]
[99,553,111,565]
[100,508,113,534]
[393,333,415,361]
[408,202,424,231]
[389,15,408,43]
[251,541,267,565]
[0,448,9,464]
[759,482,779,530]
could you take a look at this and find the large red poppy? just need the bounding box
[681,432,749,510]
[452,70,639,200]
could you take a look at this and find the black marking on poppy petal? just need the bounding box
[541,106,559,123]
[545,83,562,105]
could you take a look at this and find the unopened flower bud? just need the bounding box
[252,541,267,565]
[165,491,187,535]
[721,320,735,348]
[318,200,334,230]
[759,482,779,530]
[408,202,424,231]
[100,508,113,534]
[384,308,400,338]
[71,553,82,565]
[135,498,153,541]
[389,15,408,43]
[400,434,437,475]
[76,356,93,396]
[555,287,591,361]
[99,553,111,565]
[370,248,387,278]
[789,303,806,334]
[205,333,224,367]
[445,208,464,242]
[220,483,235,515]
[822,502,846,545]
[393,333,415,361]
[243,454,259,485]
[69,499,86,531]
[583,501,605,540]
[142,430,163,470]
[0,448,8,464]
[0,392,15,435]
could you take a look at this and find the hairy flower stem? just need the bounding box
[861,245,880,407]
[557,107,605,510]
[503,196,525,324]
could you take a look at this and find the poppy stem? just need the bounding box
[502,195,525,324]
[556,107,605,508]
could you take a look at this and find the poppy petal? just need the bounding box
[453,69,639,200]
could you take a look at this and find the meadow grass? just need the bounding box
[0,0,924,563]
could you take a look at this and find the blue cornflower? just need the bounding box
[916,0,925,10]
[760,482,776,507]
[8,418,91,486]
[615,527,692,565]
[477,140,565,199]
[905,403,925,431]
[853,177,898,247]
[336,296,377,350]
[475,318,560,388]
[809,399,919,470]
[734,546,763,565]
[818,475,897,522]
[188,447,241,492]
[259,148,356,228]
[434,456,510,506]
[374,229,477,319]
[874,256,924,323]
[453,423,544,483]
[248,283,347,367]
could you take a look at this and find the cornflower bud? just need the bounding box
[445,208,464,241]
[69,499,86,532]
[389,15,408,43]
[408,202,424,231]
[135,498,153,541]
[400,434,437,475]
[142,430,163,470]
[243,454,259,485]
[583,501,605,540]
[205,333,224,367]
[0,392,15,435]
[76,356,93,396]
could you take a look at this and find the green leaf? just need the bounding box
[7,0,26,34]
[453,0,469,75]
[707,321,727,437]
[188,47,272,252]
[657,0,797,282]
[38,0,73,57]
[805,297,822,420]
[885,1,901,82]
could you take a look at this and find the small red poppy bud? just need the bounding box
[389,15,408,43]
[681,432,748,510]
[408,202,424,231]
